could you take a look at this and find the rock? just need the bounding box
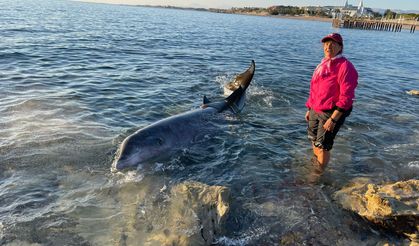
[146,181,230,246]
[334,179,419,242]
[407,90,419,96]
[280,231,304,245]
[2,240,42,246]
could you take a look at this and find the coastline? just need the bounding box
[75,1,417,28]
[251,13,333,23]
[275,15,332,23]
[75,1,334,23]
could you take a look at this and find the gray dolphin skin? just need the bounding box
[113,60,255,171]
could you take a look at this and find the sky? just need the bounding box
[80,0,419,11]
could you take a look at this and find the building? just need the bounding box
[338,0,374,18]
[357,0,364,16]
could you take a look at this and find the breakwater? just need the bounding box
[332,19,417,33]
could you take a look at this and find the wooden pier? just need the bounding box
[332,19,417,33]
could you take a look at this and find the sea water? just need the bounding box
[1,0,418,245]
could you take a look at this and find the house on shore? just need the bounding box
[338,0,374,18]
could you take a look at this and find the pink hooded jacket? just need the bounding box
[306,55,358,113]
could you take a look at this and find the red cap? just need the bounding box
[321,33,343,45]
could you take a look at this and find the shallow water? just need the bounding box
[1,0,418,245]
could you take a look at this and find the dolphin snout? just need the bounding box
[114,160,126,171]
[112,152,142,171]
[113,157,135,171]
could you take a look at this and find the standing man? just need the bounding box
[305,33,358,168]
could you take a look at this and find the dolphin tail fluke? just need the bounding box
[225,86,244,100]
[237,60,255,91]
[222,60,255,113]
[223,88,245,113]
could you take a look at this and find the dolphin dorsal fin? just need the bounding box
[203,95,210,104]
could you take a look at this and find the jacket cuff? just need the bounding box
[333,106,346,112]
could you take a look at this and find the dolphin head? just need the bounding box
[113,126,172,171]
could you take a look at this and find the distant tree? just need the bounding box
[315,8,328,17]
[372,11,382,18]
[267,6,279,15]
[384,9,397,19]
[401,13,419,20]
[267,5,305,16]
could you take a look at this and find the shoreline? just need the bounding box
[247,13,333,23]
[76,1,334,23]
[76,1,417,28]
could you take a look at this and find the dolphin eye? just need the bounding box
[157,138,163,146]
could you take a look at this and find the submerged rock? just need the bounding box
[146,181,230,246]
[406,90,419,96]
[334,178,419,242]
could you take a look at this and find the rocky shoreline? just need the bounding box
[165,179,419,245]
[334,179,419,244]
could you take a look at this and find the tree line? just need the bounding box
[227,6,419,20]
[384,9,419,20]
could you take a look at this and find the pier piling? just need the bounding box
[333,19,417,33]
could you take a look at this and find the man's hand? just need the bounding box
[323,118,336,132]
[305,111,310,122]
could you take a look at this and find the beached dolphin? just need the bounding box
[112,60,255,171]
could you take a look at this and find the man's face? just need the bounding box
[323,40,342,59]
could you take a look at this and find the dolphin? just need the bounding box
[113,60,255,171]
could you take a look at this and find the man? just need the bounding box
[305,33,358,168]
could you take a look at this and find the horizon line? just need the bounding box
[74,1,419,12]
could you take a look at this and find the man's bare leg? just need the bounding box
[316,148,330,167]
[312,144,319,157]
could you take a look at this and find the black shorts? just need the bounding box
[307,108,351,151]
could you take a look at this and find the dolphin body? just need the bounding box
[113,60,255,171]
